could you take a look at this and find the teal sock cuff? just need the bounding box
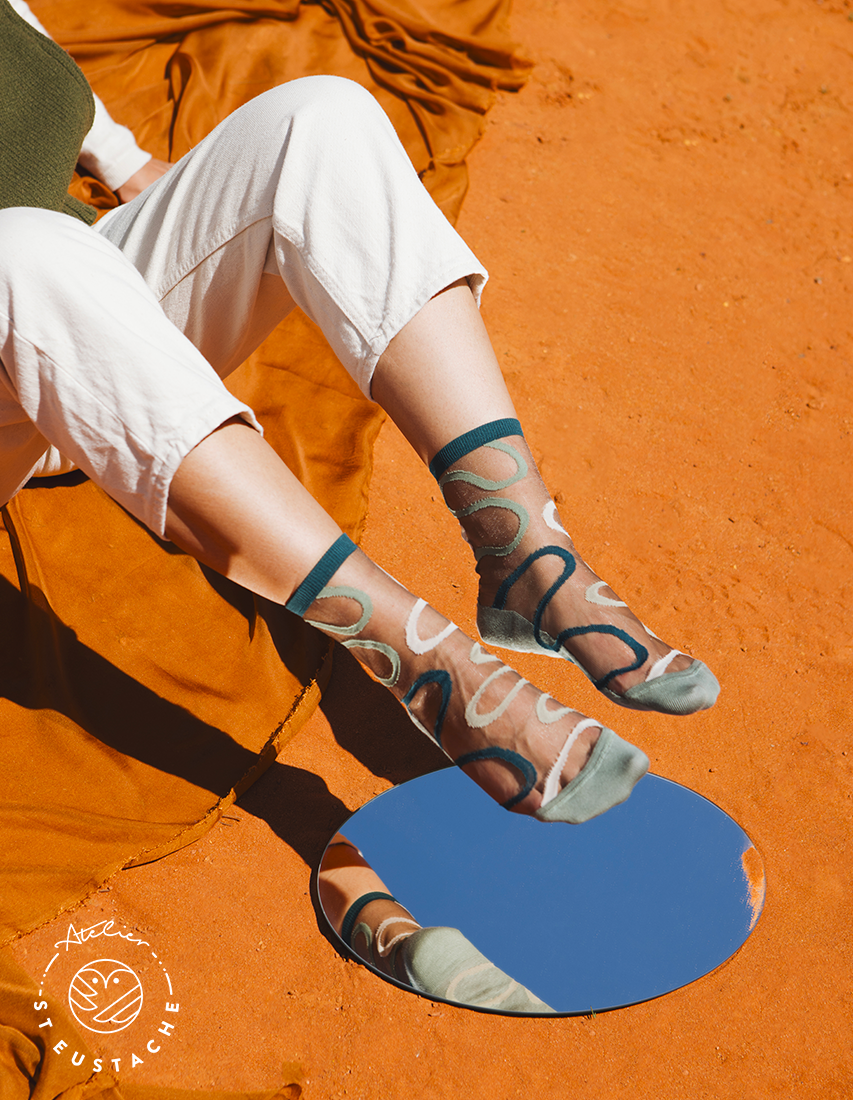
[428,418,523,480]
[340,891,398,947]
[285,533,357,617]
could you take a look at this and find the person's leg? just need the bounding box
[96,74,715,716]
[318,836,423,981]
[88,76,649,816]
[0,207,258,535]
[371,284,720,715]
[318,835,555,1012]
[0,83,646,822]
[0,217,624,823]
[166,418,647,823]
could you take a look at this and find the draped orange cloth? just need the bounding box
[0,2,529,1095]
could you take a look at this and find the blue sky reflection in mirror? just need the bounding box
[323,769,765,1015]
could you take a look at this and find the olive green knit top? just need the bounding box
[0,0,96,223]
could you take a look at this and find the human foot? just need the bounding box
[430,419,719,715]
[287,536,648,822]
[319,836,556,1011]
[318,838,430,982]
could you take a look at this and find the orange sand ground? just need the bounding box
[11,0,853,1095]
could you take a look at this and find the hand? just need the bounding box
[115,158,172,204]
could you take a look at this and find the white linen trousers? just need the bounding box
[0,76,487,537]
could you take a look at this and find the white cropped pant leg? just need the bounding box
[0,76,487,537]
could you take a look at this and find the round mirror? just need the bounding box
[318,769,765,1015]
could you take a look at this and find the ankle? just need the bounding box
[346,897,422,979]
[286,535,645,814]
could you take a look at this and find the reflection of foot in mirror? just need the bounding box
[318,835,556,1013]
[429,420,721,715]
[337,770,768,1015]
[288,539,649,824]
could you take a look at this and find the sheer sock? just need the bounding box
[340,890,555,1011]
[287,536,647,823]
[430,419,720,715]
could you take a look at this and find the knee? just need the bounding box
[271,75,392,138]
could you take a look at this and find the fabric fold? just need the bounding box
[3,1,529,1094]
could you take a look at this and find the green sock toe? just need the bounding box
[534,727,649,825]
[478,604,718,716]
[615,660,720,715]
[398,926,556,1012]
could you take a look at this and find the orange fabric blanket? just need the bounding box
[0,1,529,1095]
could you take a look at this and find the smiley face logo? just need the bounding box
[68,959,144,1033]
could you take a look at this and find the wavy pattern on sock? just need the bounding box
[435,429,720,714]
[402,669,453,746]
[491,545,649,690]
[293,559,649,818]
[440,441,530,561]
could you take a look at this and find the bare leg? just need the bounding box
[372,284,717,713]
[166,419,646,823]
[319,835,420,982]
[165,416,341,602]
[370,281,517,459]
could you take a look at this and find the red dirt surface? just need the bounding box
[12,0,852,1095]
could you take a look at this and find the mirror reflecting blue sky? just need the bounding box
[323,768,765,1014]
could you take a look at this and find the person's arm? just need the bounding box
[8,0,170,198]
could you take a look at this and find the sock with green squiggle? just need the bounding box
[428,419,718,713]
[285,533,611,815]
